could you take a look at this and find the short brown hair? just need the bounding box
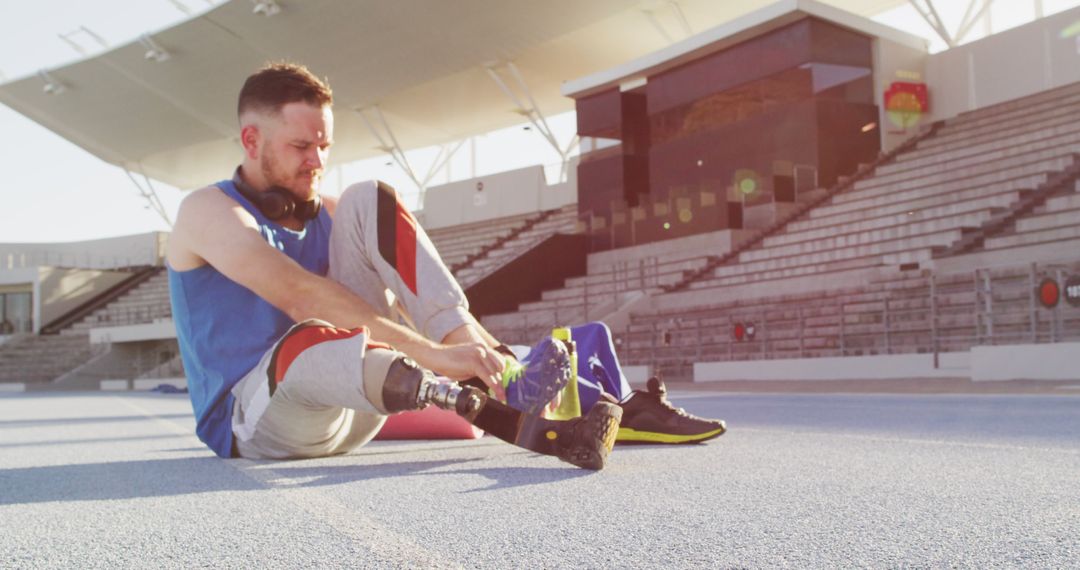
[237,62,333,118]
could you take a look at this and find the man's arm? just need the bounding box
[443,320,512,357]
[167,187,505,388]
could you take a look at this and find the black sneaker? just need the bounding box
[616,377,726,444]
[517,401,622,470]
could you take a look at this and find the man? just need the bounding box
[168,62,620,470]
[168,63,721,472]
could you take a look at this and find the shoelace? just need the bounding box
[501,359,526,388]
[652,392,689,417]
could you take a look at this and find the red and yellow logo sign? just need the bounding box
[884,82,929,129]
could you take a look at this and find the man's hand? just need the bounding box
[418,342,506,401]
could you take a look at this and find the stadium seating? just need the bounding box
[454,205,577,288]
[619,257,1080,379]
[0,333,99,384]
[61,269,172,335]
[6,81,1079,386]
[0,268,176,386]
[480,247,715,344]
[427,211,540,269]
[982,182,1080,252]
[681,111,1079,291]
[482,81,1080,370]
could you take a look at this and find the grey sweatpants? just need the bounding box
[232,181,474,459]
[328,180,474,342]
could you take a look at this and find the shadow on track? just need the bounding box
[0,433,186,449]
[267,456,591,492]
[0,457,261,505]
[0,414,193,429]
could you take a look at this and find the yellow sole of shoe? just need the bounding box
[615,426,726,444]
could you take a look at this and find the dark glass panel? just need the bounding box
[646,19,814,115]
[576,87,622,138]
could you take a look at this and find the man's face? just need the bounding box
[258,102,334,201]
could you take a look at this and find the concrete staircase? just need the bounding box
[935,156,1080,257]
[0,266,174,388]
[0,333,98,384]
[455,205,578,288]
[40,266,162,334]
[427,211,539,269]
[62,268,172,335]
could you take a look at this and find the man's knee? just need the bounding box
[294,317,337,329]
[337,181,377,219]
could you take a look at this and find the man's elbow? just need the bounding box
[277,280,323,323]
[282,295,319,323]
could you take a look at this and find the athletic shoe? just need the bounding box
[518,401,623,470]
[504,337,572,415]
[616,377,726,444]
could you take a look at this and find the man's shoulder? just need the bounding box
[168,184,257,269]
[183,184,228,206]
[321,193,339,217]
[177,184,245,221]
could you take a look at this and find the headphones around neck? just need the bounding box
[232,168,322,222]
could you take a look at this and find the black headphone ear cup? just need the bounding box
[294,196,322,221]
[260,188,294,220]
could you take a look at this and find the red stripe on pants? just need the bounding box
[395,200,418,295]
[273,325,368,385]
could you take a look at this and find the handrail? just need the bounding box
[619,259,1080,368]
[40,266,163,335]
[451,207,558,273]
[935,153,1080,257]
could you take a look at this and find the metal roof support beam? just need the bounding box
[485,62,578,182]
[355,106,466,204]
[955,0,995,45]
[640,1,692,43]
[421,139,467,189]
[165,0,212,15]
[558,135,581,184]
[670,2,692,37]
[124,167,173,228]
[356,105,426,196]
[642,9,674,43]
[908,0,955,48]
[955,0,980,43]
[57,26,109,56]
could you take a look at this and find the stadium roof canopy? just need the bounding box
[0,0,908,190]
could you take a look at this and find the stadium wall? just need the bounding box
[421,162,577,230]
[872,36,929,152]
[694,344,1080,382]
[88,321,176,344]
[926,5,1080,122]
[970,343,1080,381]
[0,232,167,270]
[694,352,971,382]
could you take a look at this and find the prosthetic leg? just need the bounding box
[380,348,621,471]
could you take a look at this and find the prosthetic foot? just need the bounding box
[381,356,621,470]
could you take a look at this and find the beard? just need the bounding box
[260,145,321,201]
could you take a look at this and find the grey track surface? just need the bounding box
[1,390,1078,569]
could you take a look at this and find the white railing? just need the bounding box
[618,260,1080,375]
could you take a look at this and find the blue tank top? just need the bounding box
[168,180,331,457]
